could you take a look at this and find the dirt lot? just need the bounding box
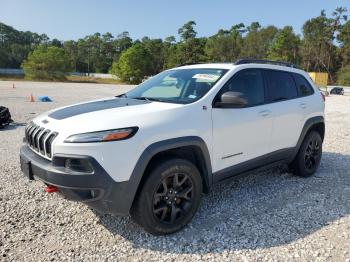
[1,80,350,261]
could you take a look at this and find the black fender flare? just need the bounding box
[122,136,212,214]
[289,116,325,161]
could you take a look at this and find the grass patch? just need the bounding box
[0,75,25,81]
[0,74,124,85]
[66,75,123,84]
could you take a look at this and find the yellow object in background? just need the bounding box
[308,72,328,87]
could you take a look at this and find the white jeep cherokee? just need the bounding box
[20,59,325,235]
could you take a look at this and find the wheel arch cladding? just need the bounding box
[122,136,212,214]
[290,116,325,161]
[309,122,325,141]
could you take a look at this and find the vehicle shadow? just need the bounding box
[94,151,350,254]
[0,122,26,131]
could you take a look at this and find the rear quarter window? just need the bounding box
[293,73,315,97]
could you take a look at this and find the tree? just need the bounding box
[113,31,133,54]
[164,36,176,44]
[141,37,166,73]
[331,7,348,33]
[267,26,301,64]
[62,31,133,74]
[338,20,350,45]
[205,23,245,62]
[63,40,79,71]
[50,38,62,47]
[82,33,108,73]
[301,10,347,82]
[338,20,350,67]
[240,23,279,59]
[163,36,178,68]
[110,44,152,84]
[0,22,48,68]
[21,45,71,80]
[175,21,206,65]
[178,21,197,41]
[336,65,350,85]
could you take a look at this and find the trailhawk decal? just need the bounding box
[49,98,150,120]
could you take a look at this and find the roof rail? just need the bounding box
[235,59,299,69]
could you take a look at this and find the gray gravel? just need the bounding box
[1,80,350,261]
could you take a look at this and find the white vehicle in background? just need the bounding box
[20,59,325,235]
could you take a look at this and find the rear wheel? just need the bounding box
[131,158,202,235]
[290,131,322,177]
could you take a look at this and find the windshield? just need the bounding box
[124,68,228,104]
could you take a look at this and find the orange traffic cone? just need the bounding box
[29,94,35,102]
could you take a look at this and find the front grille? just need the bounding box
[25,122,58,159]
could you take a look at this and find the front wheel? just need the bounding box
[290,131,323,177]
[131,158,203,235]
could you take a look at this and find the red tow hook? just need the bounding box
[45,185,58,193]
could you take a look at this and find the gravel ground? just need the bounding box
[1,80,350,261]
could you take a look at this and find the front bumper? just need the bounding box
[19,145,131,215]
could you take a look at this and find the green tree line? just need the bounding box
[1,7,350,84]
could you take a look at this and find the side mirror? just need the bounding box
[215,91,247,108]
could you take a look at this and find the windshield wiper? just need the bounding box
[117,95,165,102]
[132,97,164,102]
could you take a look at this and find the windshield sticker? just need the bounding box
[188,94,197,99]
[192,74,220,82]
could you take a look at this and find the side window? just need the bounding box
[293,73,315,97]
[219,69,265,106]
[265,70,298,102]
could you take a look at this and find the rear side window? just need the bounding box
[219,69,265,106]
[265,70,298,102]
[293,73,314,97]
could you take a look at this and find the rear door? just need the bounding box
[211,68,273,173]
[264,69,304,152]
[292,72,317,120]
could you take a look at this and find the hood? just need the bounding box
[33,97,183,139]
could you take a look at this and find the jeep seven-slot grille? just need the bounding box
[25,123,58,159]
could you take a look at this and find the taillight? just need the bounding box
[320,92,325,102]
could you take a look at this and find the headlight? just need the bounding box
[64,127,138,143]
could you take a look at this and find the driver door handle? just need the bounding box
[259,110,271,117]
[300,103,307,109]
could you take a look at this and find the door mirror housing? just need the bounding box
[214,91,247,108]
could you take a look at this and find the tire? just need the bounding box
[290,131,322,177]
[131,158,203,235]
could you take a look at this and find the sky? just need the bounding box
[0,0,349,41]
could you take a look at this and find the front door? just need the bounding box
[212,69,273,173]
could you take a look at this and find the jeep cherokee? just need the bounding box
[20,59,325,235]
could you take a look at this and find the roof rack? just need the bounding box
[235,59,299,69]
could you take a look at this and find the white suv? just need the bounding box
[20,59,325,235]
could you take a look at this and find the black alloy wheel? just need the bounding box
[304,138,321,172]
[290,131,323,177]
[131,158,202,235]
[153,173,194,224]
